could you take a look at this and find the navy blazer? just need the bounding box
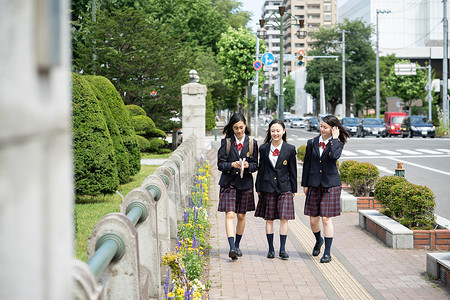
[255,142,298,194]
[301,136,343,188]
[217,136,258,190]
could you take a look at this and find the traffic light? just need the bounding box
[298,49,305,66]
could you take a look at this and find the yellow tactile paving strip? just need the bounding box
[290,212,375,300]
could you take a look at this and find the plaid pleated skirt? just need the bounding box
[304,185,342,217]
[255,191,295,220]
[218,183,255,214]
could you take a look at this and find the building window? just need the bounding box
[295,43,305,47]
[324,5,331,11]
[307,4,320,10]
[296,14,305,20]
[324,14,331,20]
[295,5,304,10]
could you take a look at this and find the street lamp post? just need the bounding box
[339,30,349,117]
[259,6,304,120]
[376,9,391,119]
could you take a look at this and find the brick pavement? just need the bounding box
[205,149,450,300]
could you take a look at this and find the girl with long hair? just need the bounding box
[217,112,258,260]
[255,119,297,260]
[301,115,349,263]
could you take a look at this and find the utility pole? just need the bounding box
[278,6,285,120]
[254,36,260,137]
[376,9,391,119]
[340,30,349,117]
[443,0,449,128]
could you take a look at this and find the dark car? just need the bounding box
[307,117,319,132]
[400,116,435,138]
[357,118,385,138]
[341,117,359,136]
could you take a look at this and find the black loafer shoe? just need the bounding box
[279,250,289,260]
[235,247,243,257]
[312,240,324,256]
[229,249,238,260]
[320,254,332,263]
[267,250,275,259]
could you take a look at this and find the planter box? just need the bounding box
[359,210,413,249]
[360,210,450,250]
[357,196,382,211]
[427,253,450,285]
[413,229,450,250]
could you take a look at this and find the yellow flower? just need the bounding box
[176,288,184,295]
[167,292,175,298]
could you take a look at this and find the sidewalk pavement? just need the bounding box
[205,149,450,300]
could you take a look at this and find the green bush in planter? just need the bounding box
[374,175,408,207]
[297,145,306,162]
[389,181,436,229]
[347,162,379,196]
[339,160,358,183]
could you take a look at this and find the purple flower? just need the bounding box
[184,211,189,223]
[163,267,171,297]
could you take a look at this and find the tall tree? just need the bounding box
[217,27,257,110]
[305,19,375,116]
[73,8,190,131]
[386,60,428,114]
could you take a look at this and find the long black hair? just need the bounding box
[222,112,250,138]
[322,115,350,144]
[263,119,287,144]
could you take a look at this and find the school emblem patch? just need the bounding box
[283,160,287,165]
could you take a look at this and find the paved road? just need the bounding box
[254,121,450,219]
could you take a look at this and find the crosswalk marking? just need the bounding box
[397,149,422,155]
[356,150,380,156]
[342,150,357,156]
[436,148,450,153]
[375,149,401,155]
[416,149,444,154]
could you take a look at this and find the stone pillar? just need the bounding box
[181,70,206,159]
[0,1,73,299]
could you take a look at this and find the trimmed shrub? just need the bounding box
[297,145,306,162]
[205,91,216,131]
[339,160,359,183]
[388,181,436,229]
[126,104,146,117]
[136,135,151,152]
[374,175,408,207]
[72,73,119,195]
[87,77,141,175]
[131,115,156,136]
[148,137,166,153]
[147,127,167,139]
[84,75,131,184]
[347,162,379,196]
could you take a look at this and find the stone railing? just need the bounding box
[72,136,198,300]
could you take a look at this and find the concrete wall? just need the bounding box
[0,0,73,299]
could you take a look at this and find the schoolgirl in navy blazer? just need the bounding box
[217,112,258,260]
[301,115,349,264]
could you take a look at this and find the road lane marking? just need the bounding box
[386,157,450,176]
[375,165,395,174]
[397,149,422,154]
[375,149,401,155]
[436,148,450,153]
[416,149,444,154]
[356,150,380,156]
[342,150,358,156]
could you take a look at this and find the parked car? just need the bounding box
[307,117,319,132]
[290,116,306,128]
[341,117,359,136]
[283,112,295,123]
[400,116,435,138]
[357,118,385,138]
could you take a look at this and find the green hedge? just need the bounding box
[84,75,132,184]
[374,176,408,207]
[72,73,119,195]
[126,104,146,117]
[205,91,216,131]
[86,77,141,175]
[388,181,436,229]
[347,162,379,196]
[131,115,156,135]
[339,160,359,183]
[297,145,306,162]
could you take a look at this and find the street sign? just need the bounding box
[263,65,273,72]
[261,52,275,65]
[253,60,262,70]
[369,109,375,115]
[395,63,416,75]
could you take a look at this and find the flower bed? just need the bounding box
[162,158,211,300]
